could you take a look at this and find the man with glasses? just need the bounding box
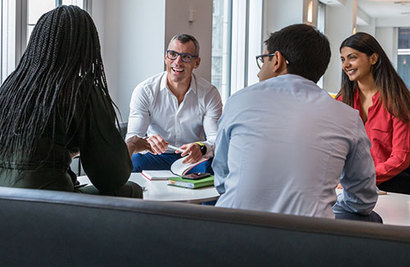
[126,34,222,173]
[212,24,381,222]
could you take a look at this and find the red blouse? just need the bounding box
[337,90,410,185]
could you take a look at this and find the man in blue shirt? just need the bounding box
[212,24,381,222]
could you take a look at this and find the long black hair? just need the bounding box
[0,5,118,159]
[337,32,410,123]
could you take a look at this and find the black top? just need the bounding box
[0,87,132,192]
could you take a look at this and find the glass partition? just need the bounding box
[398,27,410,88]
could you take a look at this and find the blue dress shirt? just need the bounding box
[213,74,378,218]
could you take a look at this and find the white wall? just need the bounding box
[376,27,398,68]
[262,0,354,93]
[263,0,304,40]
[165,0,213,82]
[91,0,212,121]
[92,0,166,122]
[377,17,410,28]
[357,7,376,36]
[323,0,355,93]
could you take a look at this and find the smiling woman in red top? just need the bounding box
[337,32,410,194]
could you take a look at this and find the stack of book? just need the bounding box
[141,157,214,189]
[168,176,214,189]
[141,170,177,181]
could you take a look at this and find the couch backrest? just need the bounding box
[0,186,409,266]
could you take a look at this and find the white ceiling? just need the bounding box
[358,0,410,18]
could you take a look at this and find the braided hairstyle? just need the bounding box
[0,5,118,159]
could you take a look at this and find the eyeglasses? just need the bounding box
[166,50,198,63]
[256,53,275,69]
[256,52,290,69]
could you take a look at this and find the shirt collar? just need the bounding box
[160,72,168,92]
[160,72,197,95]
[372,90,380,103]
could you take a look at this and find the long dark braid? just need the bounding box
[0,5,118,159]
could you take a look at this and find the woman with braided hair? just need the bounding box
[0,5,142,198]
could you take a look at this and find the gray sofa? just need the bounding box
[0,186,409,267]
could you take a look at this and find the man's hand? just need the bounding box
[126,136,151,158]
[146,134,168,155]
[179,143,203,164]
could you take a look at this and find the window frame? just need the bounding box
[211,0,262,103]
[397,27,410,88]
[211,0,233,103]
[0,0,89,84]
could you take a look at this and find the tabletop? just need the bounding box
[335,188,410,226]
[373,192,410,226]
[78,173,219,204]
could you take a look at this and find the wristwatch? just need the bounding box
[195,142,207,155]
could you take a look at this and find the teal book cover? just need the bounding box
[168,176,214,189]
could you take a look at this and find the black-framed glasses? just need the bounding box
[256,53,275,69]
[256,52,290,69]
[166,50,198,63]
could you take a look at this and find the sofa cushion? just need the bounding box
[0,186,409,266]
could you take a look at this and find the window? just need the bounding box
[212,0,262,103]
[27,0,85,43]
[212,0,232,103]
[27,0,55,42]
[1,0,16,83]
[317,1,325,89]
[397,27,410,88]
[0,0,87,84]
[0,1,3,82]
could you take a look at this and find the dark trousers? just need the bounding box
[131,152,213,174]
[335,211,383,223]
[378,167,410,195]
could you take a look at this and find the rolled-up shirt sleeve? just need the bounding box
[333,115,378,215]
[125,84,152,142]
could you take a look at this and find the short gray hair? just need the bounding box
[168,34,200,56]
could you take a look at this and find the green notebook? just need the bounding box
[167,176,214,189]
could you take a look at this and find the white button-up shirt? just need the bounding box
[126,72,222,157]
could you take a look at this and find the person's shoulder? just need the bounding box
[135,72,165,89]
[322,93,364,132]
[228,75,281,100]
[223,81,262,108]
[329,95,356,114]
[193,74,217,92]
[133,72,166,94]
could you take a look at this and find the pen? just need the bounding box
[167,144,187,154]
